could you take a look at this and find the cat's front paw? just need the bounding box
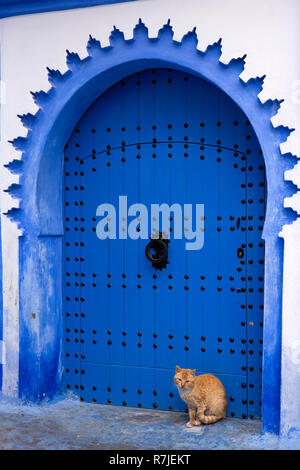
[194,420,201,426]
[186,421,194,428]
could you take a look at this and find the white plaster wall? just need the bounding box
[280,219,300,435]
[0,0,299,432]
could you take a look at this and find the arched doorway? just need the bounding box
[5,21,294,433]
[63,68,265,418]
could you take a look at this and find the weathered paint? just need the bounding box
[279,219,300,436]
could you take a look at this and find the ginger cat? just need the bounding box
[174,366,227,427]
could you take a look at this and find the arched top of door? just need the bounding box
[4,19,296,238]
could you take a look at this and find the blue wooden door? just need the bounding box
[63,68,265,419]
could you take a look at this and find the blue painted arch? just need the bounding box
[5,20,296,434]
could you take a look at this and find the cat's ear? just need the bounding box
[175,365,181,373]
[191,369,196,376]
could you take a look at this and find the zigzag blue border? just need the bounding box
[3,20,298,434]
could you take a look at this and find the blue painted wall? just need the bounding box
[0,0,137,19]
[19,235,62,401]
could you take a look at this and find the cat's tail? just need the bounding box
[201,414,224,424]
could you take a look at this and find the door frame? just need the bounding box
[3,20,296,434]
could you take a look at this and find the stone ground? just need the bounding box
[0,394,299,450]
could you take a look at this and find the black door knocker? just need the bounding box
[145,232,169,270]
